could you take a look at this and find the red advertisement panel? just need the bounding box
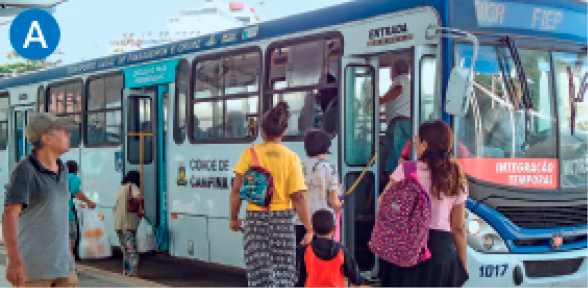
[458,158,558,189]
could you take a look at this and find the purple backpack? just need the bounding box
[369,161,432,267]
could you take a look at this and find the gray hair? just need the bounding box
[31,128,55,150]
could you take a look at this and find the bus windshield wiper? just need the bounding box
[495,37,534,141]
[568,67,588,135]
[495,46,518,109]
[503,37,533,110]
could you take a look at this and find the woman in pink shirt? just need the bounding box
[378,120,469,287]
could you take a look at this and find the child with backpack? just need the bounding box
[371,120,469,287]
[296,209,363,287]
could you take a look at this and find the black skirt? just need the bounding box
[379,229,469,287]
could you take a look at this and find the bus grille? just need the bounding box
[495,205,587,228]
[513,235,587,247]
[523,258,584,278]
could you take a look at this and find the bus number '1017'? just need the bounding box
[480,264,509,277]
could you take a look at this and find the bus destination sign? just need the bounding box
[474,0,586,39]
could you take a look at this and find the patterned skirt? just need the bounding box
[244,209,296,287]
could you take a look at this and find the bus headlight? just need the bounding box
[467,219,482,235]
[466,209,509,253]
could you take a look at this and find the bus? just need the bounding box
[0,0,586,286]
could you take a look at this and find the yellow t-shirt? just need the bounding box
[233,142,307,211]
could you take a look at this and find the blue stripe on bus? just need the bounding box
[467,199,588,252]
[1,0,585,91]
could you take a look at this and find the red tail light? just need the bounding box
[171,213,178,219]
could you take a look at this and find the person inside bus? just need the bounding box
[380,58,412,178]
[298,91,317,134]
[192,116,207,139]
[480,90,525,158]
[398,139,472,165]
[229,101,313,287]
[318,74,339,136]
[318,74,338,112]
[226,110,247,138]
[378,120,468,287]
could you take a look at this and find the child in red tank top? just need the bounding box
[296,209,363,287]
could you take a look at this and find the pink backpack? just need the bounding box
[369,161,432,267]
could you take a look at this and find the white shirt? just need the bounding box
[385,74,412,122]
[294,158,342,225]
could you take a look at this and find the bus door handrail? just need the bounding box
[344,151,378,197]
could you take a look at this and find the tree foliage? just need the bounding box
[0,50,61,78]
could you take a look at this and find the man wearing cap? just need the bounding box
[2,113,77,287]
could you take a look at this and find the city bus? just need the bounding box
[0,0,586,286]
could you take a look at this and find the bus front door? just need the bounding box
[123,86,169,251]
[341,60,378,278]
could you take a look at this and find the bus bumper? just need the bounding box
[465,247,587,287]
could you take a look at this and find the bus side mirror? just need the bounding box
[445,67,473,117]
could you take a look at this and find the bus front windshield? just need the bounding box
[454,45,588,190]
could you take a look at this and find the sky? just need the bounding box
[0,0,348,65]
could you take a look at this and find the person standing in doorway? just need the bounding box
[229,102,313,287]
[66,160,97,267]
[2,113,77,287]
[381,58,412,179]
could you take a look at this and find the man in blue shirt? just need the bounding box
[66,160,96,266]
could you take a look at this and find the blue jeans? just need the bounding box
[381,119,411,173]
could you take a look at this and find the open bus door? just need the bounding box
[123,87,161,251]
[341,45,440,280]
[341,56,378,278]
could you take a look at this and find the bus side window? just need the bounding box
[85,74,123,146]
[190,50,260,143]
[174,59,189,144]
[0,93,8,150]
[37,85,45,113]
[267,36,341,138]
[48,80,83,148]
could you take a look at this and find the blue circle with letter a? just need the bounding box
[10,9,60,60]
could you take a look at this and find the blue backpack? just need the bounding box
[239,147,274,209]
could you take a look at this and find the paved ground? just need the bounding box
[0,223,246,288]
[0,249,162,287]
[0,247,246,287]
[78,249,247,287]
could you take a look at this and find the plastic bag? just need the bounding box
[137,218,157,253]
[79,210,112,259]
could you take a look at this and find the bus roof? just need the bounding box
[0,0,585,90]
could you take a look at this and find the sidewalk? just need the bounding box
[0,248,164,287]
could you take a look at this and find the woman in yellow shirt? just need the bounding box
[230,102,313,287]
